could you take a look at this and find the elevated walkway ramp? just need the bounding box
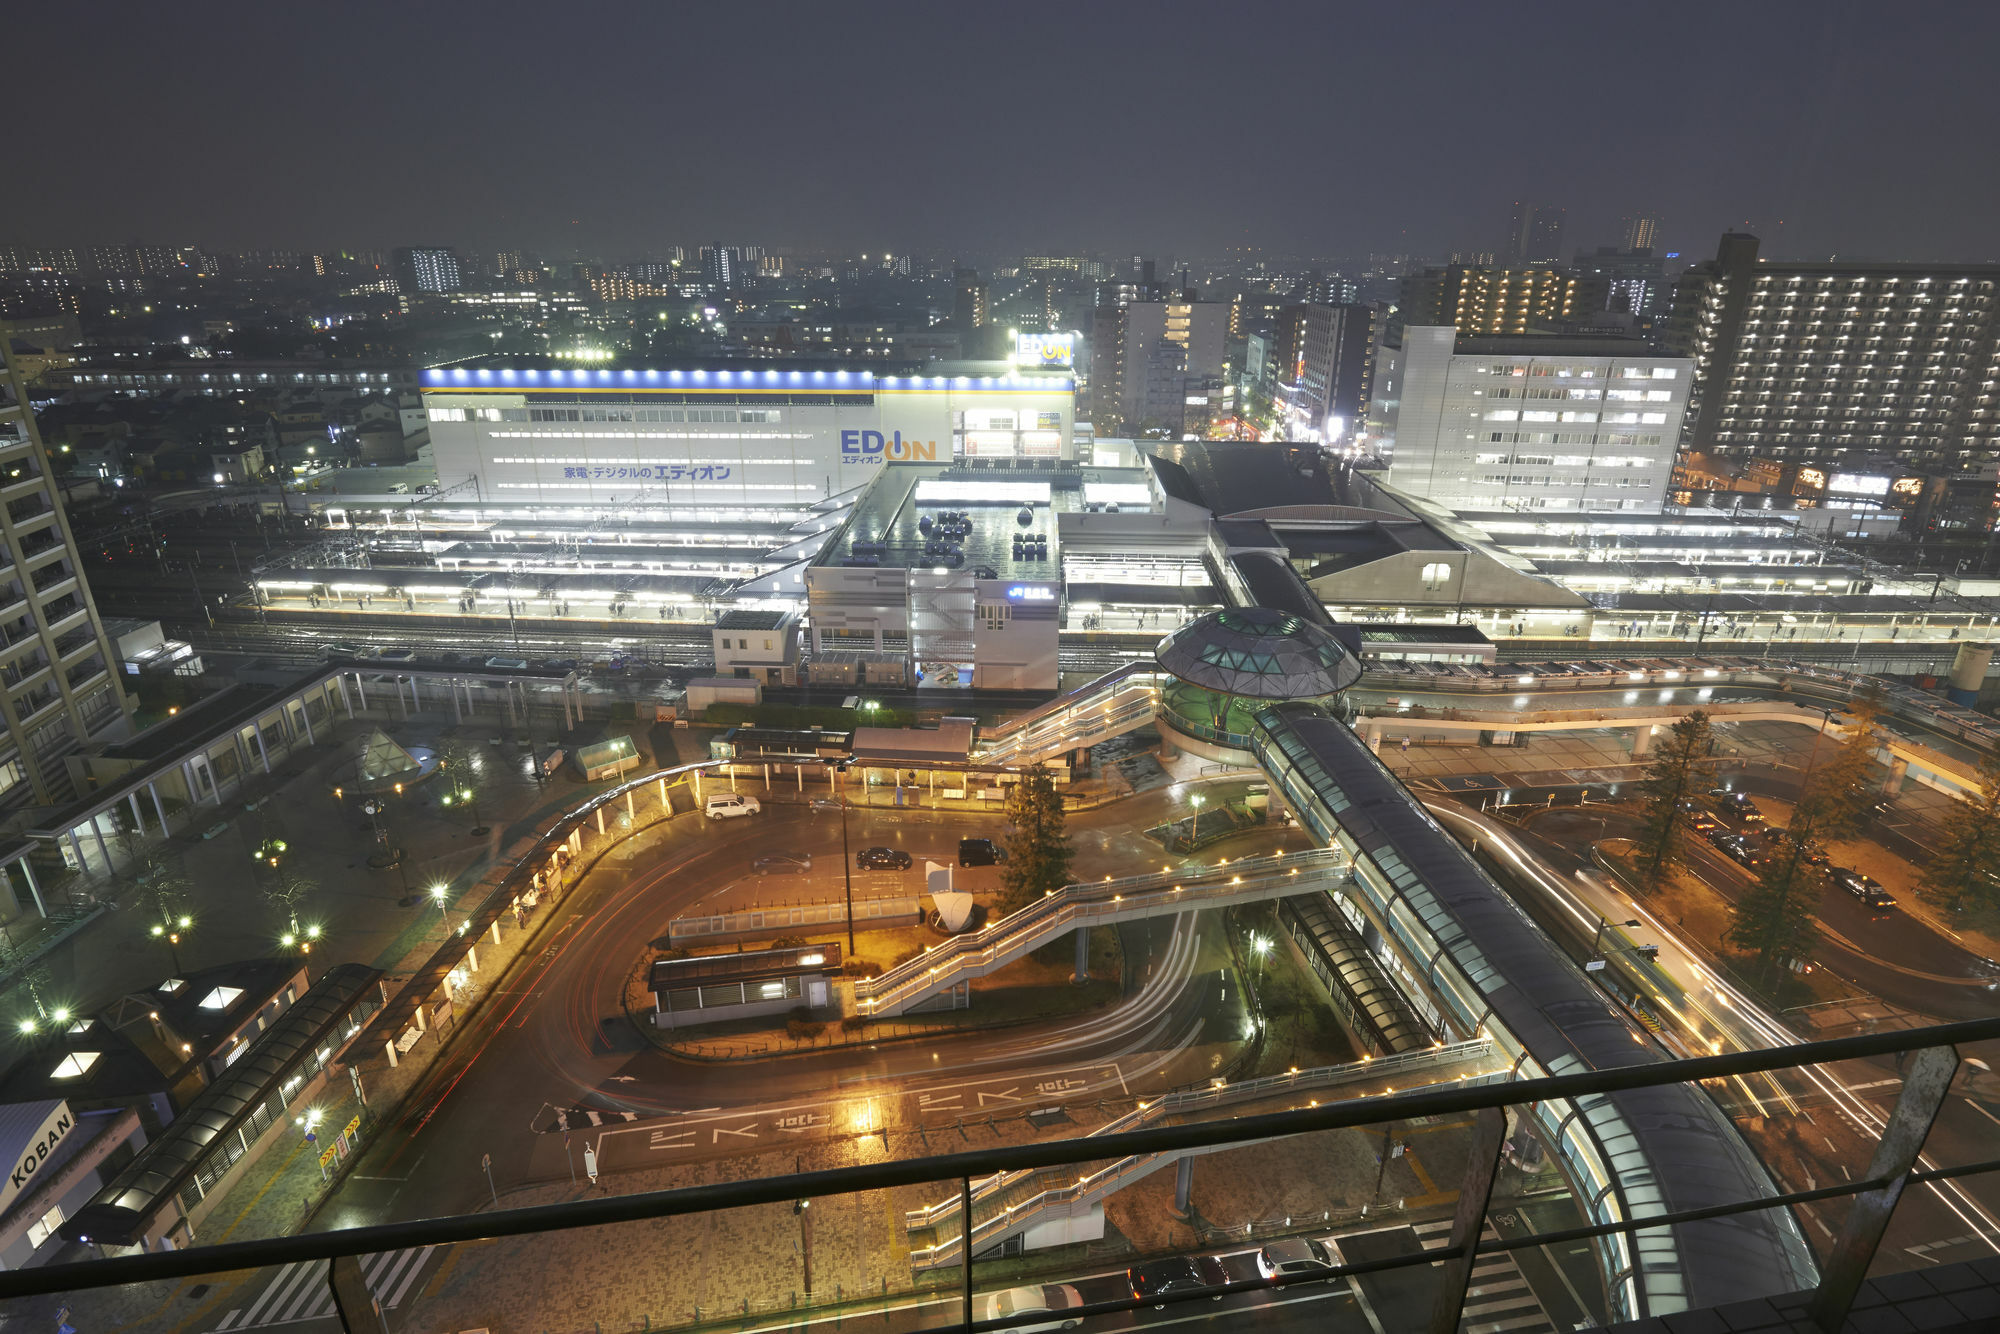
[851,847,1352,1017]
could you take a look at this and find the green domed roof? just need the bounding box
[1154,607,1361,699]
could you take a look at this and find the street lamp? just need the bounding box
[1189,793,1205,844]
[1591,916,1641,959]
[823,759,856,955]
[429,884,451,942]
[1249,931,1271,981]
[151,915,192,974]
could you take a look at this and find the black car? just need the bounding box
[1830,867,1897,910]
[856,847,912,871]
[1128,1254,1230,1308]
[958,837,1008,867]
[1763,827,1828,866]
[1710,832,1760,867]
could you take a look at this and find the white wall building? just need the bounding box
[1371,328,1691,514]
[420,361,1075,508]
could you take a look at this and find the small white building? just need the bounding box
[1371,327,1692,514]
[712,609,800,686]
[971,579,1060,690]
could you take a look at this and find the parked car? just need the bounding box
[856,847,912,870]
[1255,1237,1338,1282]
[752,851,811,875]
[808,796,842,814]
[1706,788,1766,828]
[1709,832,1761,867]
[958,837,1008,867]
[1128,1254,1230,1308]
[704,793,762,821]
[980,1284,1083,1332]
[1677,800,1722,833]
[1830,867,1897,910]
[1763,827,1829,866]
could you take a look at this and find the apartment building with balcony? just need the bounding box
[1667,232,2000,472]
[0,337,132,806]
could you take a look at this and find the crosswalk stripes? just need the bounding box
[212,1246,437,1331]
[545,1106,641,1132]
[1412,1219,1558,1334]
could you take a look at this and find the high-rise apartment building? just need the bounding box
[1505,202,1567,265]
[952,268,989,328]
[1668,232,2000,470]
[0,337,133,804]
[1089,298,1229,436]
[1369,326,1691,513]
[1571,248,1668,318]
[701,244,741,289]
[1271,303,1380,442]
[392,247,463,294]
[1396,266,1581,339]
[1621,214,1662,252]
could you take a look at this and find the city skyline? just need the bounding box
[8,1,1999,262]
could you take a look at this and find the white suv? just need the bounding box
[704,792,762,821]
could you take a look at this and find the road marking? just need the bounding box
[917,1092,962,1110]
[648,1130,693,1151]
[773,1112,829,1133]
[712,1123,758,1143]
[976,1088,1019,1106]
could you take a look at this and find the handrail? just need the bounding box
[905,1037,1495,1235]
[4,1015,1995,1303]
[853,847,1350,1014]
[974,660,1160,742]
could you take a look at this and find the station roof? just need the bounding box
[1141,443,1337,517]
[651,944,843,992]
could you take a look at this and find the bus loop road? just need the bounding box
[322,787,1310,1230]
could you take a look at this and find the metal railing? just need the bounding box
[851,847,1351,1016]
[6,1017,1997,1334]
[903,1037,1497,1265]
[973,664,1161,765]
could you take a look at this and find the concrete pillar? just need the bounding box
[19,858,44,916]
[1362,719,1383,751]
[149,782,168,834]
[1072,927,1089,983]
[1631,723,1654,757]
[297,699,314,746]
[1947,642,1994,707]
[128,792,146,837]
[450,678,462,723]
[625,791,635,822]
[351,673,367,711]
[384,1038,399,1068]
[337,673,354,717]
[466,945,478,972]
[490,919,501,944]
[1170,1156,1194,1219]
[1885,757,1909,794]
[595,808,605,835]
[414,1004,426,1033]
[89,818,113,875]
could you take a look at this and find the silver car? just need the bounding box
[981,1283,1083,1331]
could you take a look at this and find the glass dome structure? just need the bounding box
[1154,608,1361,754]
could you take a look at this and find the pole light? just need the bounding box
[1190,793,1205,843]
[1591,915,1642,958]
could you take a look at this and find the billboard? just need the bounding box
[1013,332,1076,368]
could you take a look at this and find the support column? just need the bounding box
[128,792,147,837]
[298,699,314,746]
[253,723,272,774]
[1630,723,1654,758]
[1072,927,1089,983]
[465,945,478,973]
[625,791,635,822]
[90,817,113,876]
[148,781,168,834]
[490,920,501,945]
[595,808,605,835]
[1362,719,1383,751]
[1169,1156,1194,1220]
[1809,1045,1959,1331]
[18,859,44,917]
[1885,757,1909,794]
[351,673,367,712]
[337,673,354,717]
[658,778,669,812]
[450,678,461,723]
[1426,1106,1508,1334]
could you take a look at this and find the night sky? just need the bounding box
[16,0,1999,261]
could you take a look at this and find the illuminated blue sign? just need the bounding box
[1006,585,1055,601]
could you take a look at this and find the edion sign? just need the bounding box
[0,1101,74,1216]
[839,430,937,464]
